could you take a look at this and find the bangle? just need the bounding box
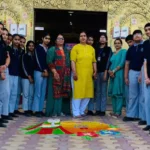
[112,69,116,73]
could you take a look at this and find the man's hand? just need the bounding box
[138,75,142,83]
[0,72,6,80]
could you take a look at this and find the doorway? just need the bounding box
[34,9,107,46]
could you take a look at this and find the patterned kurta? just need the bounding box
[47,46,71,99]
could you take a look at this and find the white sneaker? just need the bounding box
[60,113,65,117]
[52,115,57,118]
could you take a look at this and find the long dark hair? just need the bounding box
[95,33,108,49]
[114,38,123,45]
[26,40,35,52]
[0,22,4,43]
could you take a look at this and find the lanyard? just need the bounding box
[98,48,104,56]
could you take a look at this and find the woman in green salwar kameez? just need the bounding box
[46,34,71,117]
[108,38,127,118]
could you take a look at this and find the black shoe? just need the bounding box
[87,111,95,116]
[1,115,13,120]
[123,116,134,122]
[35,112,42,118]
[138,120,147,125]
[143,125,150,131]
[40,111,45,116]
[95,111,101,116]
[14,110,23,115]
[0,118,8,123]
[99,112,106,116]
[134,118,141,121]
[0,123,7,128]
[28,110,33,115]
[9,113,19,118]
[24,111,31,117]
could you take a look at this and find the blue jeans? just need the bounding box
[139,66,146,121]
[32,71,47,112]
[144,83,150,125]
[22,79,34,111]
[88,80,96,111]
[127,70,141,118]
[15,77,22,110]
[0,69,10,115]
[125,85,129,112]
[2,68,10,115]
[9,75,19,113]
[95,72,107,112]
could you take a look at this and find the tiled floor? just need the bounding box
[0,112,150,150]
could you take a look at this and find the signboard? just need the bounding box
[113,27,120,38]
[121,26,129,38]
[10,24,18,35]
[18,24,27,36]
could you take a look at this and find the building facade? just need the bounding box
[0,0,149,47]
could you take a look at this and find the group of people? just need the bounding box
[0,21,150,133]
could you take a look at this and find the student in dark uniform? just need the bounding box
[1,27,12,122]
[32,33,50,117]
[86,36,96,115]
[0,23,11,127]
[143,23,150,131]
[124,34,134,117]
[8,34,21,118]
[87,36,94,46]
[7,33,13,46]
[21,41,35,117]
[15,36,26,114]
[123,30,146,124]
[125,34,134,47]
[89,34,112,116]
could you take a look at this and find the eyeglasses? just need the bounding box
[133,33,142,36]
[114,42,121,44]
[57,38,64,40]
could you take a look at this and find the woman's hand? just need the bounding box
[93,71,97,80]
[28,76,34,83]
[54,71,60,81]
[103,71,107,81]
[125,78,129,85]
[42,70,49,77]
[73,72,78,81]
[108,70,115,78]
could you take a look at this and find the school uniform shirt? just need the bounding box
[143,39,150,78]
[20,52,34,79]
[0,36,7,66]
[8,46,21,76]
[126,42,144,71]
[19,48,26,77]
[95,46,112,73]
[34,44,48,72]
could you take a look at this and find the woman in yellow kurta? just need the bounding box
[71,31,97,118]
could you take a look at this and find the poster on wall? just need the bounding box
[113,27,120,38]
[18,24,27,36]
[10,24,18,35]
[121,27,129,38]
